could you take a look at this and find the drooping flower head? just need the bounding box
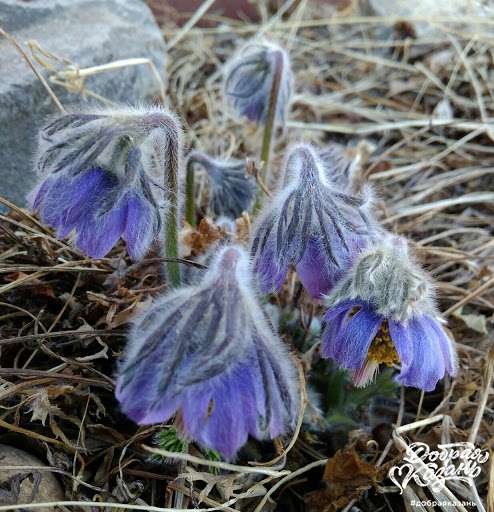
[29,106,182,260]
[321,234,457,391]
[251,143,379,299]
[116,245,299,459]
[186,151,256,219]
[224,39,292,125]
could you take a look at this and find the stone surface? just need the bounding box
[0,0,166,209]
[367,0,494,37]
[0,444,64,511]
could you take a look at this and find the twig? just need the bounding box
[246,159,272,198]
[165,0,217,50]
[385,192,494,223]
[0,27,65,113]
[0,368,113,388]
[0,329,124,346]
[443,276,494,317]
[396,414,445,434]
[252,459,327,512]
[53,57,166,102]
[377,386,406,466]
[469,350,494,445]
[142,446,290,477]
[287,119,493,136]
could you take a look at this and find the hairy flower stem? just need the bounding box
[184,151,208,228]
[259,49,284,189]
[185,159,196,227]
[164,147,181,288]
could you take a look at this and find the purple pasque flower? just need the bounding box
[251,143,378,299]
[224,39,292,125]
[186,151,256,218]
[116,245,299,459]
[30,146,159,260]
[29,106,182,260]
[321,234,457,391]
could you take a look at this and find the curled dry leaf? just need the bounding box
[306,449,378,511]
[180,217,225,257]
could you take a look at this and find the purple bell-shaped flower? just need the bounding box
[29,106,182,261]
[251,143,379,299]
[116,245,300,459]
[322,234,457,391]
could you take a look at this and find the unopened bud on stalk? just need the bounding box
[224,40,292,125]
[185,151,255,222]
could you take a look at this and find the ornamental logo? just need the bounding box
[388,442,489,494]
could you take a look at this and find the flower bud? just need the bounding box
[224,40,292,125]
[187,151,255,218]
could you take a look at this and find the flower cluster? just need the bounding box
[29,106,181,260]
[26,36,460,463]
[250,142,456,391]
[116,245,299,459]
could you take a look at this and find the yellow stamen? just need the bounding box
[349,310,401,388]
[367,321,399,366]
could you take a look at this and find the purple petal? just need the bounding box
[322,301,381,369]
[123,192,156,261]
[296,239,339,299]
[424,316,457,376]
[256,348,291,438]
[393,316,446,391]
[321,307,349,360]
[243,96,266,123]
[297,237,365,299]
[75,199,127,258]
[242,360,269,437]
[116,374,180,425]
[39,168,115,238]
[254,245,288,294]
[388,320,413,370]
[183,370,250,459]
[116,314,187,424]
[181,345,297,458]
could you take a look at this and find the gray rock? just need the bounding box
[0,0,166,209]
[0,444,64,511]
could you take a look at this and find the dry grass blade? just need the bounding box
[142,446,290,477]
[0,27,65,112]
